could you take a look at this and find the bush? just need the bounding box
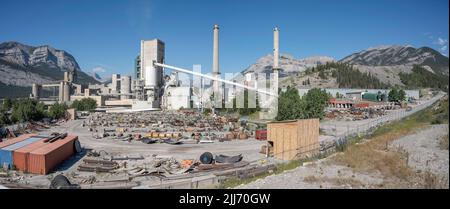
[276,86,304,121]
[10,99,47,123]
[2,98,12,110]
[388,87,406,102]
[48,102,68,119]
[71,98,97,112]
[302,88,329,119]
[0,110,10,126]
[276,87,329,121]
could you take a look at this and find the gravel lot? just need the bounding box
[390,125,449,178]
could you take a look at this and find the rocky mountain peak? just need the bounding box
[340,45,449,74]
[0,41,80,72]
[0,41,100,94]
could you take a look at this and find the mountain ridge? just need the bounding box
[0,41,100,98]
[339,45,449,75]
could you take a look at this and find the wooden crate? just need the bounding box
[267,119,319,161]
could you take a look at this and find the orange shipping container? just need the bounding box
[27,135,77,175]
[12,138,49,173]
[0,134,37,149]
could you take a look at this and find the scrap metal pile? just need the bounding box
[78,150,246,175]
[68,149,256,188]
[84,110,253,144]
[325,107,387,121]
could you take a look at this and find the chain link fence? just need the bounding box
[137,93,446,188]
[321,92,446,153]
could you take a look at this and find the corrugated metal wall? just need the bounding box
[0,137,41,169]
[28,136,77,175]
[0,134,77,174]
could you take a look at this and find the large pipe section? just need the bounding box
[154,62,277,97]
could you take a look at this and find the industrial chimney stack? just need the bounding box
[271,27,279,103]
[212,24,220,97]
[273,27,280,70]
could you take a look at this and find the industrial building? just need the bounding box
[297,88,420,101]
[30,24,279,114]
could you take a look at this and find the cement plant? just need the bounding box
[0,1,448,191]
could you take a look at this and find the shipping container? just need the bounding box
[354,103,370,108]
[12,138,49,173]
[255,130,267,140]
[27,135,77,175]
[362,93,380,102]
[0,137,42,169]
[0,134,37,149]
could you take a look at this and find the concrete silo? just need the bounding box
[120,76,132,100]
[140,39,165,109]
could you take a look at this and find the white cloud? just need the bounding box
[437,37,448,46]
[430,37,449,54]
[92,67,106,73]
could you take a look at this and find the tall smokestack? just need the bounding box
[212,24,220,103]
[273,27,279,70]
[213,24,220,75]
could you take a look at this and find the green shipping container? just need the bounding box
[362,93,379,102]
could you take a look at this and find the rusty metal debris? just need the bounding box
[83,111,253,144]
[77,158,119,172]
[215,154,243,164]
[325,107,387,121]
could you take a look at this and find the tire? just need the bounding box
[199,152,214,164]
[74,139,82,153]
[50,174,71,189]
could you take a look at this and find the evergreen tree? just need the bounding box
[71,98,97,112]
[398,89,406,102]
[276,87,329,121]
[388,88,399,102]
[399,65,449,92]
[2,98,12,110]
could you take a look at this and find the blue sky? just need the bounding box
[0,0,448,78]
